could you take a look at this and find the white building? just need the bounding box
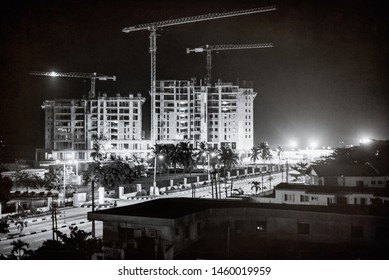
[36,93,152,167]
[305,163,389,187]
[154,80,257,151]
[254,183,389,206]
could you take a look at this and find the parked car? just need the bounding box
[231,188,244,195]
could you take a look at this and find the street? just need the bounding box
[0,171,288,255]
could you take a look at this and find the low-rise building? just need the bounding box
[88,197,389,259]
[258,183,389,206]
[305,163,389,187]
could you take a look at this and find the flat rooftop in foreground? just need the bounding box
[88,197,389,221]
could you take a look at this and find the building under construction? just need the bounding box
[154,79,257,151]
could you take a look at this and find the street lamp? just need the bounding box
[153,154,164,195]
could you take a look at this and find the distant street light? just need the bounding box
[153,153,164,194]
[289,140,297,150]
[309,140,318,149]
[359,138,372,144]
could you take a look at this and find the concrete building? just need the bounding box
[88,197,389,259]
[305,163,389,187]
[254,183,389,206]
[36,93,151,166]
[154,80,257,151]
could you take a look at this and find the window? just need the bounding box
[327,197,335,205]
[149,229,157,238]
[284,194,293,202]
[175,227,180,236]
[300,195,309,202]
[298,223,310,235]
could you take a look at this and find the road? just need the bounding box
[0,199,142,255]
[0,172,289,255]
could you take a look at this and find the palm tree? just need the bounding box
[85,133,107,237]
[151,143,165,175]
[218,147,239,193]
[178,142,194,177]
[218,147,239,171]
[251,181,261,196]
[163,144,180,178]
[90,134,107,162]
[250,146,260,170]
[276,146,284,163]
[11,239,30,259]
[195,141,208,173]
[258,141,272,163]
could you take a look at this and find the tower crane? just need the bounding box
[29,71,116,99]
[186,43,273,84]
[122,5,276,141]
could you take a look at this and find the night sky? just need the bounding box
[1,0,388,160]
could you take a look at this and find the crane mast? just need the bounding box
[122,5,276,142]
[30,71,116,99]
[186,43,273,84]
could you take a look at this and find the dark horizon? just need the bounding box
[1,0,388,161]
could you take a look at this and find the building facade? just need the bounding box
[89,198,389,259]
[37,93,151,165]
[154,80,257,151]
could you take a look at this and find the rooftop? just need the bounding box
[307,163,389,177]
[275,183,389,196]
[88,197,389,221]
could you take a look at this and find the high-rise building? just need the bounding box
[154,80,257,151]
[37,93,151,165]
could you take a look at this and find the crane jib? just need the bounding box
[122,5,277,32]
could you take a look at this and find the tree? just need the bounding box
[250,146,260,169]
[31,226,103,260]
[90,134,108,162]
[218,147,239,171]
[165,144,181,177]
[276,146,284,163]
[99,159,134,194]
[289,162,309,182]
[258,141,273,163]
[10,239,31,260]
[150,143,166,175]
[0,175,13,215]
[0,218,9,234]
[218,147,239,192]
[12,171,39,195]
[84,134,108,237]
[195,142,208,173]
[178,142,194,177]
[251,181,261,196]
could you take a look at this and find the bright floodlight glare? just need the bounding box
[289,140,297,148]
[310,140,318,149]
[49,71,58,77]
[158,155,164,160]
[359,138,371,144]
